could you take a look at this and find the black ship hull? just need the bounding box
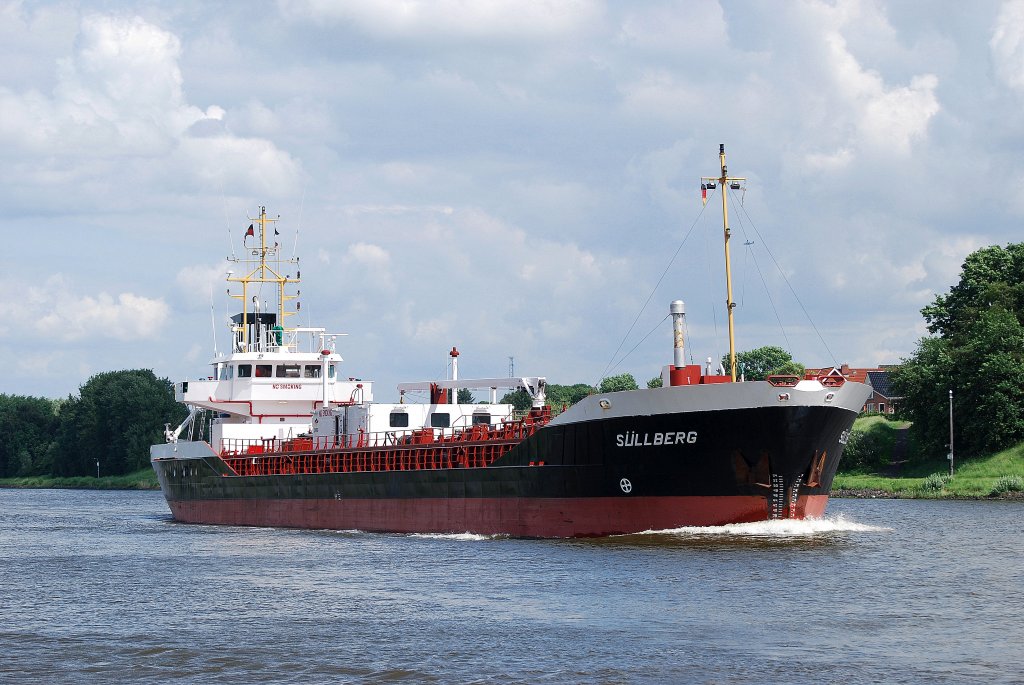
[153,382,868,537]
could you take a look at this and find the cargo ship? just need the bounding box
[151,146,870,537]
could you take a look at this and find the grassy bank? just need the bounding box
[0,468,159,490]
[835,439,1024,499]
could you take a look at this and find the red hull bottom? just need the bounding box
[168,494,831,537]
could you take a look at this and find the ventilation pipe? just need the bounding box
[670,300,685,368]
[667,300,701,386]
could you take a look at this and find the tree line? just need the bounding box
[892,242,1024,460]
[14,240,1017,483]
[0,370,185,478]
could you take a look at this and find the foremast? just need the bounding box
[702,145,745,382]
[227,206,300,352]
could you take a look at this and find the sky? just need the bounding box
[2,0,1022,400]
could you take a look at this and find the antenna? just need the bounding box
[209,289,218,356]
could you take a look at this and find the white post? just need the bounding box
[948,388,954,477]
[450,347,459,404]
[321,348,330,408]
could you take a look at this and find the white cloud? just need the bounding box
[992,0,1024,90]
[285,0,602,40]
[0,11,300,204]
[0,275,169,343]
[176,263,228,304]
[344,243,390,266]
[818,27,940,156]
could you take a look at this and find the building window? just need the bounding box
[390,412,410,428]
[304,365,322,378]
[879,403,886,413]
[276,364,301,378]
[237,364,252,378]
[430,412,450,428]
[255,364,272,378]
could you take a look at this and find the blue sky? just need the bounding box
[2,0,1022,399]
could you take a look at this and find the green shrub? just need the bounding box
[921,472,951,491]
[842,428,889,472]
[991,475,1024,495]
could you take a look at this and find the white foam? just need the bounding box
[634,514,891,538]
[409,532,501,541]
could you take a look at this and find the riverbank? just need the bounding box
[833,440,1024,499]
[0,469,159,490]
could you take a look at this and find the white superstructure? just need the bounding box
[162,206,546,456]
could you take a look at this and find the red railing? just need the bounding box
[218,408,551,477]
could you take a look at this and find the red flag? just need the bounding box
[701,184,707,206]
[244,224,254,239]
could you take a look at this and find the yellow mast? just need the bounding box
[226,206,299,351]
[702,145,745,381]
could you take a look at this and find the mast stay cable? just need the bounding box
[597,197,714,385]
[735,200,837,366]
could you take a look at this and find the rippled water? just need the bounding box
[1,489,1021,683]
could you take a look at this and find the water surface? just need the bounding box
[1,489,1020,683]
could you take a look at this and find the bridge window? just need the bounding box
[430,412,450,428]
[304,365,322,378]
[472,413,491,425]
[255,364,272,378]
[237,364,252,378]
[390,412,410,428]
[276,364,301,378]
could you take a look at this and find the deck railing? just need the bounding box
[218,407,552,477]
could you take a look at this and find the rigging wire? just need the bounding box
[602,314,671,380]
[703,197,723,364]
[596,196,714,384]
[729,197,792,351]
[735,200,838,366]
[740,238,751,307]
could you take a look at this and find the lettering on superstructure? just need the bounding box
[615,430,698,447]
[272,383,303,390]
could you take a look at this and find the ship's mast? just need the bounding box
[702,145,745,381]
[226,206,299,351]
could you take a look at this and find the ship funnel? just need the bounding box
[670,300,685,369]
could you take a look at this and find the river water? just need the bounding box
[0,489,1020,684]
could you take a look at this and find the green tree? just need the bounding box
[498,389,532,412]
[647,375,663,389]
[889,337,952,459]
[53,369,185,476]
[722,346,803,381]
[599,373,638,393]
[0,395,61,477]
[894,243,1024,459]
[921,243,1024,338]
[546,383,594,408]
[456,388,476,404]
